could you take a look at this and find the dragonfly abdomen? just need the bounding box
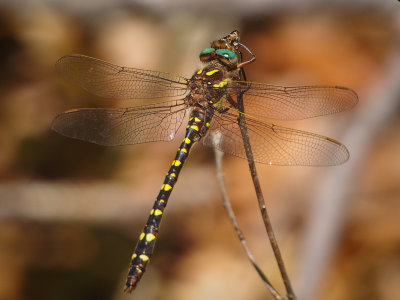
[124,107,212,292]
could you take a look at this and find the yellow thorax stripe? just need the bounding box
[206,69,219,76]
[213,79,228,88]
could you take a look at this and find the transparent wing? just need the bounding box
[52,100,188,146]
[55,55,189,100]
[203,110,349,166]
[226,82,358,120]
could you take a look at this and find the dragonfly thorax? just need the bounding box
[186,61,239,110]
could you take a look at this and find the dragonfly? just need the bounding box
[52,30,358,292]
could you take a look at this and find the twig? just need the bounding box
[236,88,297,300]
[213,147,283,300]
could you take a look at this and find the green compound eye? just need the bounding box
[215,49,238,64]
[200,47,215,56]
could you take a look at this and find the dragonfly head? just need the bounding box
[199,30,241,69]
[199,47,238,68]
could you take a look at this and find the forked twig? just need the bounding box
[213,147,283,300]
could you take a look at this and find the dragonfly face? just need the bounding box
[199,30,241,69]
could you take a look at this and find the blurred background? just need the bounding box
[0,0,399,300]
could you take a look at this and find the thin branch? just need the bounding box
[213,147,283,300]
[236,88,297,300]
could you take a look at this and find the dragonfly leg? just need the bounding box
[236,42,256,69]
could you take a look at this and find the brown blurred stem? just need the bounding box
[214,147,283,299]
[235,86,297,300]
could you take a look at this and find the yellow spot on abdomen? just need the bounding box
[173,160,182,167]
[150,209,154,215]
[139,233,145,240]
[197,69,203,74]
[135,267,143,275]
[154,209,163,216]
[139,254,150,262]
[164,184,172,191]
[190,125,199,131]
[180,148,188,154]
[146,233,156,242]
[194,117,201,123]
[183,138,191,144]
[131,253,137,260]
[206,122,210,127]
[206,69,219,76]
[170,172,176,177]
